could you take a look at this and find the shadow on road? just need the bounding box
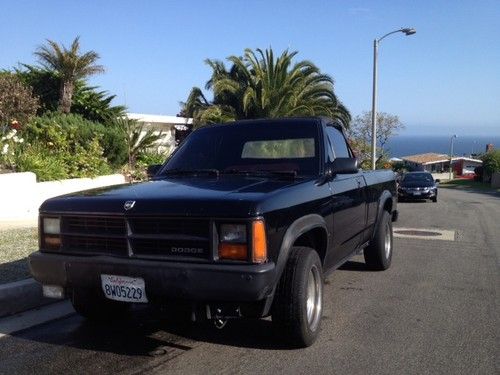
[9,263,379,355]
[338,260,370,272]
[10,303,302,356]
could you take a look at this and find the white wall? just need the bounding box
[431,172,452,181]
[0,172,126,221]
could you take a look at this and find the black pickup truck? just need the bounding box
[29,117,397,347]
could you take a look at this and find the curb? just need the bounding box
[0,278,56,318]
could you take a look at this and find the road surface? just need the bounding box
[0,188,498,374]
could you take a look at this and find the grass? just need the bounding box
[440,179,500,193]
[0,228,38,284]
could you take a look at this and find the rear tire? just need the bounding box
[272,246,323,347]
[364,211,393,271]
[71,288,130,321]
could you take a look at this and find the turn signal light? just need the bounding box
[218,243,248,261]
[252,220,267,263]
[43,235,61,250]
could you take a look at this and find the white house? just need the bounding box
[401,153,482,176]
[127,113,193,154]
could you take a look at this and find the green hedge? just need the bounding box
[24,112,128,168]
[16,112,124,181]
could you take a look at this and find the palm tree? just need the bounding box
[181,48,351,128]
[113,117,163,168]
[34,36,104,113]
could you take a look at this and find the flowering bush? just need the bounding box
[0,121,25,171]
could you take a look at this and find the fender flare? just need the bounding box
[373,190,394,237]
[262,214,328,315]
[274,214,328,285]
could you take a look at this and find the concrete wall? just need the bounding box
[0,172,126,221]
[431,172,452,181]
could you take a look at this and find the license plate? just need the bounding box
[101,274,148,303]
[413,192,421,196]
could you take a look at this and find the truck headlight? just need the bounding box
[218,224,248,261]
[220,224,246,243]
[218,221,267,263]
[42,217,61,250]
[43,217,60,234]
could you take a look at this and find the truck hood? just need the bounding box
[40,175,314,217]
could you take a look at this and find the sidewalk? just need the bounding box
[0,219,47,318]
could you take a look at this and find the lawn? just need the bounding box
[440,179,500,193]
[0,228,38,284]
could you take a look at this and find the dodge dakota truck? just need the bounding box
[29,117,397,347]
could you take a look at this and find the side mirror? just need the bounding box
[331,157,359,175]
[435,179,441,183]
[147,164,162,178]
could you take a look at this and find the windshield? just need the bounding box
[161,122,320,177]
[402,173,434,183]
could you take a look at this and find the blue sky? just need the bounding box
[1,0,499,136]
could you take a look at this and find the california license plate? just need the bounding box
[101,274,148,303]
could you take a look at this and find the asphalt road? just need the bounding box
[0,188,498,375]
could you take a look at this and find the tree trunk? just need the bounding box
[58,81,74,114]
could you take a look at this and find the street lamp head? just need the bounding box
[401,28,416,36]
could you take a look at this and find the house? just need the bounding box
[401,153,482,176]
[127,113,193,153]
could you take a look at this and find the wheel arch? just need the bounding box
[373,190,395,239]
[263,214,329,316]
[273,214,329,284]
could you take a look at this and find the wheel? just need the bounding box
[71,288,130,321]
[364,211,393,271]
[272,246,323,347]
[432,196,437,203]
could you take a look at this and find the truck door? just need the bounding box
[324,126,368,268]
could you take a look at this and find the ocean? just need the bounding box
[385,135,500,158]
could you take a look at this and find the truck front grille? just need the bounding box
[62,235,127,256]
[64,216,127,235]
[59,216,211,259]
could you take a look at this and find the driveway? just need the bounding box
[0,188,498,374]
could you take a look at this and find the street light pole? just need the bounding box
[449,134,457,181]
[371,27,416,170]
[371,39,378,170]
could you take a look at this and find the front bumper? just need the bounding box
[398,190,436,199]
[28,251,276,302]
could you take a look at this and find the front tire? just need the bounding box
[71,288,130,321]
[272,246,323,347]
[364,211,393,270]
[432,196,437,203]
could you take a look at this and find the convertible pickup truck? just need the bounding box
[29,117,397,347]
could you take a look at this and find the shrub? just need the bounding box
[481,150,500,179]
[16,112,116,181]
[0,126,25,171]
[0,73,39,127]
[24,112,128,168]
[123,150,170,182]
[16,145,68,181]
[136,150,169,166]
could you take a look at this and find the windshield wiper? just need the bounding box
[224,169,298,179]
[163,168,220,177]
